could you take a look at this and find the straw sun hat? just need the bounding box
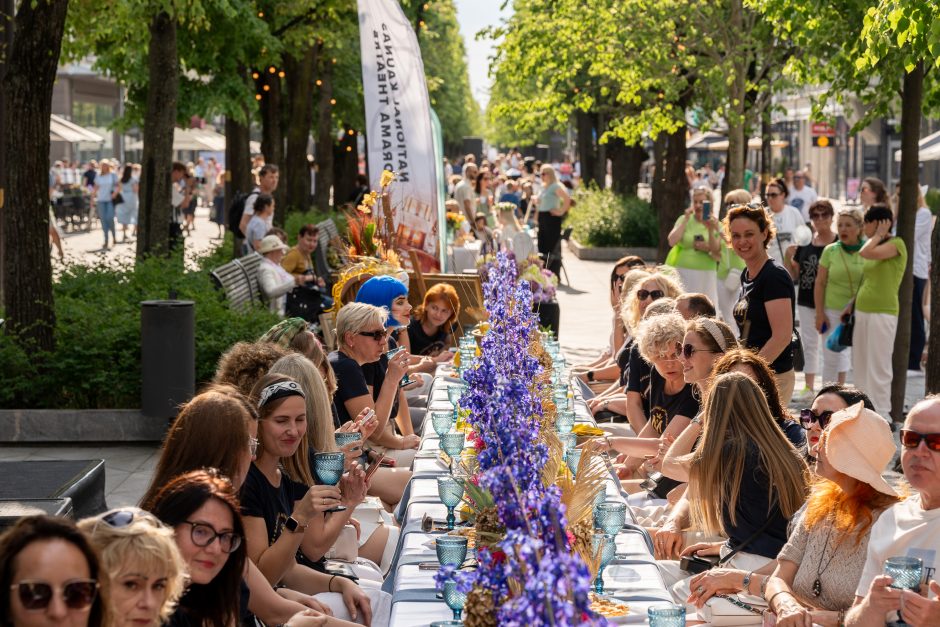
[823,401,898,496]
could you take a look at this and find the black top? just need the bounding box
[239,464,324,570]
[166,579,252,627]
[722,443,791,559]
[647,370,700,435]
[328,350,370,425]
[793,242,827,308]
[733,258,795,373]
[615,339,634,387]
[778,419,806,450]
[625,343,650,395]
[407,318,450,356]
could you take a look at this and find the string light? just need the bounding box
[346,146,353,152]
[331,58,337,64]
[263,85,270,92]
[330,98,336,105]
[252,72,259,79]
[278,70,285,78]
[255,94,262,100]
[268,66,276,74]
[347,129,355,136]
[258,10,263,17]
[316,79,322,86]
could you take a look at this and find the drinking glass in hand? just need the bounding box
[312,452,346,512]
[648,604,686,627]
[385,346,413,387]
[435,536,468,567]
[885,556,923,626]
[334,431,362,453]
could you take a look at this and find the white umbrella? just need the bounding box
[50,114,104,143]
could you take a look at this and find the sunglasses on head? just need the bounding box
[358,329,388,341]
[899,429,940,452]
[637,289,664,301]
[12,580,99,611]
[676,343,720,359]
[799,408,833,430]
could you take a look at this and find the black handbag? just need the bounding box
[679,516,775,574]
[791,328,805,372]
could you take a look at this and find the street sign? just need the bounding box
[811,122,836,137]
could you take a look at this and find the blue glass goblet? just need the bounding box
[885,555,923,625]
[447,384,466,421]
[386,346,413,387]
[431,411,455,438]
[436,536,468,567]
[558,433,577,462]
[430,622,463,627]
[593,489,608,523]
[437,476,464,530]
[555,409,576,434]
[312,452,347,512]
[334,431,362,453]
[648,604,686,627]
[595,501,626,536]
[592,532,616,595]
[440,431,466,475]
[567,448,583,478]
[442,579,467,621]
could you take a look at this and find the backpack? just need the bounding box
[227,188,258,237]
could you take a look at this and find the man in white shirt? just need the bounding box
[909,202,934,371]
[849,396,940,626]
[238,163,279,236]
[453,163,478,223]
[788,170,819,222]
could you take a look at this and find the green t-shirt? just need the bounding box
[717,245,746,280]
[818,243,864,310]
[855,237,908,315]
[539,182,561,213]
[671,215,717,271]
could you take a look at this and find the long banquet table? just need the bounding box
[384,373,674,625]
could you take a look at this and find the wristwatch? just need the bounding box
[284,516,308,533]
[587,370,595,382]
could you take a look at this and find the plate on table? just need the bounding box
[589,593,630,623]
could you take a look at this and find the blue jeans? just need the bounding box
[97,201,116,246]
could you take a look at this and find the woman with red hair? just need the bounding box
[406,283,461,360]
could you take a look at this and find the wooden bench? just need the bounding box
[210,252,263,311]
[314,218,341,285]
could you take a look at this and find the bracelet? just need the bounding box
[766,590,792,609]
[742,570,753,592]
[328,575,337,593]
[837,608,846,627]
[759,575,769,598]
[603,399,610,411]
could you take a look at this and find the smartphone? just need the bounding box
[357,408,376,427]
[694,234,705,242]
[365,453,386,482]
[702,200,712,220]
[820,321,829,334]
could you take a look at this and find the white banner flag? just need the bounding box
[358,0,441,269]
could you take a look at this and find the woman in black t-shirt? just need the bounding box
[725,202,797,403]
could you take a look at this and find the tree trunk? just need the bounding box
[1,0,68,352]
[0,0,15,305]
[283,47,316,218]
[333,127,359,208]
[258,64,284,217]
[722,0,746,193]
[890,61,923,421]
[651,127,689,262]
[608,137,645,196]
[760,111,772,195]
[594,111,607,186]
[576,109,599,187]
[314,56,334,211]
[224,112,251,257]
[927,217,940,394]
[136,11,178,259]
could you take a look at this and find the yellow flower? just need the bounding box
[357,203,371,214]
[380,170,396,187]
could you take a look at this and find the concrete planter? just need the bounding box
[0,409,166,443]
[566,238,658,262]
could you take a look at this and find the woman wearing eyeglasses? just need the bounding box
[799,384,874,455]
[78,509,187,627]
[764,178,806,267]
[667,187,721,308]
[725,202,798,403]
[0,515,106,627]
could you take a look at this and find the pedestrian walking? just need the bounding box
[92,160,118,249]
[115,164,139,243]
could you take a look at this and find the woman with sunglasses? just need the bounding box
[0,515,106,627]
[814,208,864,386]
[784,200,837,401]
[764,177,805,266]
[851,205,907,415]
[764,402,899,627]
[725,202,798,403]
[78,508,187,627]
[535,164,571,276]
[799,384,873,454]
[667,187,721,308]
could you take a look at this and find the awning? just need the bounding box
[893,129,940,162]
[50,114,105,143]
[126,127,261,153]
[687,131,726,150]
[689,133,788,151]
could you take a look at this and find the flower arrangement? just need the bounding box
[343,170,400,263]
[446,211,466,231]
[478,253,558,304]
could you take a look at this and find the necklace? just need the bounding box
[812,521,838,597]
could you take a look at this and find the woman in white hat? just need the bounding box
[257,234,305,317]
[762,402,901,626]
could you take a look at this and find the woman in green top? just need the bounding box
[850,205,907,414]
[667,187,721,307]
[814,207,864,385]
[536,164,571,276]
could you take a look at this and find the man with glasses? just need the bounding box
[848,396,940,626]
[454,163,478,223]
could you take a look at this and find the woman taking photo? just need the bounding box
[726,203,797,402]
[0,516,106,627]
[851,205,907,414]
[667,187,720,307]
[785,200,837,398]
[474,170,493,226]
[814,208,865,386]
[536,164,571,276]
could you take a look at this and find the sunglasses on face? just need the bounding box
[612,274,627,286]
[899,429,940,452]
[358,329,389,341]
[765,192,782,198]
[799,408,833,430]
[676,343,721,359]
[637,289,664,301]
[182,521,242,553]
[11,580,99,611]
[809,213,830,220]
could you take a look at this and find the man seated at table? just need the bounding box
[847,395,940,627]
[281,223,333,320]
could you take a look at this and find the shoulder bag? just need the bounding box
[827,248,861,351]
[679,515,775,574]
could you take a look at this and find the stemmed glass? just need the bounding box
[334,431,362,453]
[595,501,626,535]
[648,604,686,627]
[558,433,577,463]
[442,579,467,621]
[312,452,347,512]
[592,532,616,595]
[440,431,466,475]
[447,383,466,423]
[437,476,464,530]
[884,556,923,625]
[436,536,468,567]
[431,412,455,438]
[555,409,575,434]
[385,346,412,387]
[566,448,583,478]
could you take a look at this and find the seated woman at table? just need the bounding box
[762,402,899,625]
[213,340,290,398]
[407,283,461,366]
[241,373,391,589]
[327,302,419,469]
[662,373,808,608]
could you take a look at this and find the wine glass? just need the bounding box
[648,604,686,627]
[440,431,466,475]
[885,555,923,625]
[592,532,616,595]
[555,409,575,434]
[442,579,467,620]
[558,433,577,462]
[333,431,362,453]
[595,501,626,536]
[447,384,465,421]
[385,346,412,387]
[566,448,583,478]
[312,452,347,512]
[431,411,455,438]
[437,476,464,530]
[436,536,468,567]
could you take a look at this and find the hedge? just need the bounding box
[567,187,658,248]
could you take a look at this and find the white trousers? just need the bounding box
[820,307,851,384]
[675,267,719,314]
[797,305,821,376]
[851,311,898,415]
[716,274,741,334]
[313,586,391,625]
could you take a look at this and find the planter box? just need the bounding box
[0,409,166,443]
[566,238,658,262]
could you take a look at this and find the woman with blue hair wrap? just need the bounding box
[352,276,422,467]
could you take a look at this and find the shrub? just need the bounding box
[0,247,279,409]
[567,187,658,248]
[284,208,342,245]
[926,189,940,215]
